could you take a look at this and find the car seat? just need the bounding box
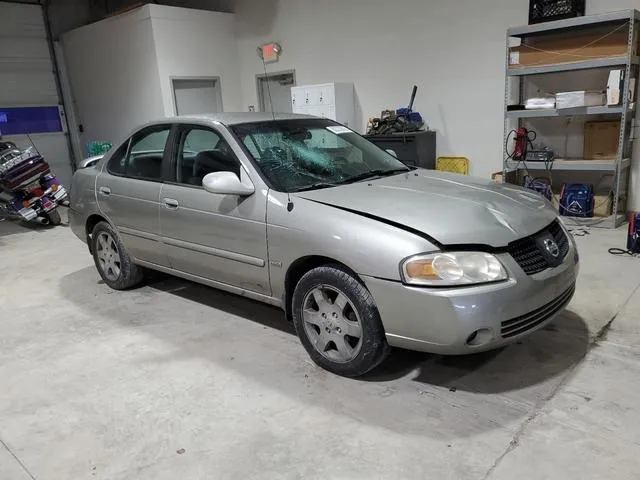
[190,150,239,185]
[129,155,162,179]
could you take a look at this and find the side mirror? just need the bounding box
[79,155,103,169]
[386,149,398,158]
[202,171,255,196]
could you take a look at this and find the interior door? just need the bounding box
[95,125,172,266]
[172,78,223,115]
[159,125,270,295]
[258,73,295,113]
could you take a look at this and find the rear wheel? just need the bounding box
[292,265,390,377]
[44,209,61,226]
[91,221,144,290]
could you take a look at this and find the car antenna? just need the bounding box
[26,132,41,156]
[261,57,276,123]
[262,54,294,211]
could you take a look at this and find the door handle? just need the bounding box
[163,198,179,208]
[99,187,111,196]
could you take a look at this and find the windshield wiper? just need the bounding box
[289,167,409,192]
[290,182,339,192]
[340,167,409,185]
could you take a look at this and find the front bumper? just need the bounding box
[362,243,579,355]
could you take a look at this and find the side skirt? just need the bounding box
[135,259,284,309]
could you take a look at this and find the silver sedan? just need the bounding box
[69,113,579,377]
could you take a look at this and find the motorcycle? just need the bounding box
[0,144,69,226]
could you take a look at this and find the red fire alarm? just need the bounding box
[258,42,281,63]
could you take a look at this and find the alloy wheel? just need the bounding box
[96,232,121,282]
[302,285,363,363]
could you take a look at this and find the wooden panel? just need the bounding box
[509,26,633,68]
[584,121,620,159]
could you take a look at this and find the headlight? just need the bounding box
[401,252,508,286]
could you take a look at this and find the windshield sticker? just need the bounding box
[326,126,352,134]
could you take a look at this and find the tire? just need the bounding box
[91,221,144,290]
[44,209,61,226]
[292,265,390,377]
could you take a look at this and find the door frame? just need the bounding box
[170,76,223,116]
[255,69,296,113]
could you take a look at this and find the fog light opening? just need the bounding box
[466,328,493,347]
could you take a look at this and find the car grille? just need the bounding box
[506,220,570,275]
[500,283,575,339]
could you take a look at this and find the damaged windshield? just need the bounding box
[230,119,409,192]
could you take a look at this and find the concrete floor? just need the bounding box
[1,212,640,480]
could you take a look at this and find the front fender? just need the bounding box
[266,191,437,302]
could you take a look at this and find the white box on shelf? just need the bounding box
[556,90,606,109]
[607,69,624,106]
[525,97,556,109]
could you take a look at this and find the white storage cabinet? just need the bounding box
[291,83,355,148]
[291,82,354,126]
[291,83,354,146]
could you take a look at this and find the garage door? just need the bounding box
[0,2,73,188]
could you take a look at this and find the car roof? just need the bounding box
[103,112,328,160]
[156,112,317,127]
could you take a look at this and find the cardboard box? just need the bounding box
[491,170,517,184]
[584,121,620,159]
[509,27,634,68]
[556,91,605,109]
[607,69,624,106]
[594,194,613,217]
[554,193,612,217]
[607,69,637,106]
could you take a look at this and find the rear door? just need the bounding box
[95,124,172,266]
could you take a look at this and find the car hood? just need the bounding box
[295,170,557,247]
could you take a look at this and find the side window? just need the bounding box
[176,127,240,186]
[108,125,170,180]
[127,127,170,180]
[106,141,129,175]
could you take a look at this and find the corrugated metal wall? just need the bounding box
[0,1,73,188]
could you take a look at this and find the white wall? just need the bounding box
[61,6,165,151]
[234,0,640,208]
[148,4,242,116]
[235,0,527,174]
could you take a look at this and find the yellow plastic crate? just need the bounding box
[436,156,469,175]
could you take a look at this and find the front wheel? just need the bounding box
[44,209,61,226]
[292,265,390,377]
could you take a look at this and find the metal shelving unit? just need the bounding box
[519,158,630,171]
[507,10,640,37]
[507,56,638,76]
[503,10,640,229]
[506,105,630,119]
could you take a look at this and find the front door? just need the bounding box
[95,124,172,266]
[159,125,270,295]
